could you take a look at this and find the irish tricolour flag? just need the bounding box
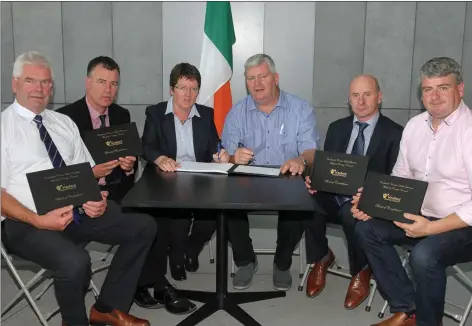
[196,2,236,136]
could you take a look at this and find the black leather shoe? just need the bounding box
[170,264,187,281]
[154,285,197,315]
[185,251,200,272]
[134,287,165,309]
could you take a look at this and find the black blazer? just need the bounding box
[324,114,403,174]
[141,101,220,164]
[56,97,136,203]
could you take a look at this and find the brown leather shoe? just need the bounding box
[344,268,372,309]
[89,307,150,326]
[306,249,335,298]
[370,312,416,326]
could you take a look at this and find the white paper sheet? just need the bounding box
[176,162,234,174]
[233,165,281,177]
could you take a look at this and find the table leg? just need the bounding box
[176,211,286,326]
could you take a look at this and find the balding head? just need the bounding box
[349,74,381,93]
[348,74,382,122]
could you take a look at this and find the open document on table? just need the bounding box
[175,162,281,177]
[230,165,281,177]
[176,162,234,174]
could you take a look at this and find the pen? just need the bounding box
[217,141,221,161]
[279,124,285,135]
[238,142,256,163]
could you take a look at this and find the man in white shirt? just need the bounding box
[1,51,156,326]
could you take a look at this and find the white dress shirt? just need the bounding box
[1,100,95,218]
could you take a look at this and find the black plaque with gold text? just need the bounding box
[310,150,369,196]
[26,163,102,215]
[82,122,143,164]
[358,172,428,224]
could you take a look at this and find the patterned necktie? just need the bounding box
[33,115,83,223]
[98,114,122,185]
[99,114,107,128]
[335,121,369,206]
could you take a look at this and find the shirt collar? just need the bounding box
[13,99,45,124]
[425,99,466,127]
[353,110,380,128]
[165,96,200,118]
[85,96,109,120]
[247,90,288,112]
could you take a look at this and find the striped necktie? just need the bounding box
[33,115,84,223]
[335,121,369,206]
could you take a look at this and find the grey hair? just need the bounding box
[420,57,463,84]
[12,51,54,79]
[244,54,276,76]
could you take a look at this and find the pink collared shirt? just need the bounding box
[86,97,110,129]
[86,97,109,185]
[392,100,472,225]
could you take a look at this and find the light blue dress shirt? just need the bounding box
[221,91,319,165]
[165,96,199,162]
[345,111,380,155]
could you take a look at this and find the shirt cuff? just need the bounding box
[456,203,472,226]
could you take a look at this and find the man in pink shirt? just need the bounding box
[351,57,472,326]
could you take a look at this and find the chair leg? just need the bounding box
[365,279,377,312]
[298,264,312,291]
[378,300,388,319]
[3,267,48,315]
[299,236,305,278]
[209,238,215,264]
[458,293,472,326]
[100,245,115,262]
[450,265,472,326]
[1,246,50,326]
[231,254,236,278]
[43,306,60,322]
[90,280,100,299]
[92,263,111,275]
[35,277,54,300]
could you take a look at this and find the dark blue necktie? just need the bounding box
[33,115,83,223]
[335,121,369,206]
[98,114,123,186]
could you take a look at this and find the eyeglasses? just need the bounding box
[174,85,199,94]
[22,77,53,88]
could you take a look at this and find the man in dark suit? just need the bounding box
[57,56,136,204]
[304,74,403,309]
[58,57,196,315]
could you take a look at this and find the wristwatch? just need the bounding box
[299,156,307,166]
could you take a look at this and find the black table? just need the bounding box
[121,165,314,326]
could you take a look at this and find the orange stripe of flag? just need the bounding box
[213,81,232,137]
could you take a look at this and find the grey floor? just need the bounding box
[2,242,471,326]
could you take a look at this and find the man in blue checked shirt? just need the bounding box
[221,53,319,291]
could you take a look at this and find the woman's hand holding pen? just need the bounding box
[213,149,230,163]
